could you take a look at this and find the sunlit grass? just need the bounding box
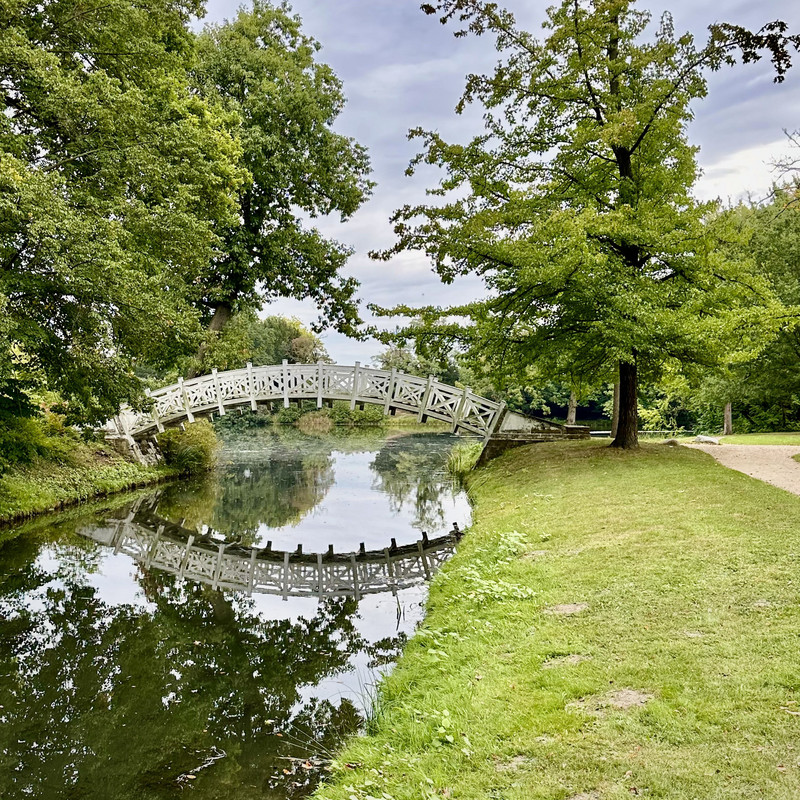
[315,440,800,800]
[721,432,800,445]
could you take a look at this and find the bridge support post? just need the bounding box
[282,360,290,408]
[246,362,257,411]
[350,361,361,410]
[212,368,225,416]
[452,385,470,433]
[317,361,325,408]
[384,368,397,415]
[177,378,195,423]
[484,401,507,442]
[145,388,165,433]
[418,375,434,422]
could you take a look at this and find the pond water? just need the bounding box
[0,428,472,799]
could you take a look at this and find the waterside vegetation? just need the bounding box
[314,440,800,800]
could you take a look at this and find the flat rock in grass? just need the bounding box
[522,549,549,560]
[495,754,533,772]
[545,602,589,616]
[543,654,590,669]
[606,689,653,709]
[570,689,652,716]
[694,435,721,445]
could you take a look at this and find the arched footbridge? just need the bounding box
[104,362,589,453]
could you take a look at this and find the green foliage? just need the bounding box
[192,1,373,334]
[0,0,244,424]
[373,0,789,446]
[446,441,483,478]
[0,439,172,522]
[157,420,218,474]
[213,313,329,370]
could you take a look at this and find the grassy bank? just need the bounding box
[315,441,800,800]
[0,440,177,525]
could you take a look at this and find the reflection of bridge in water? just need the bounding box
[81,501,460,600]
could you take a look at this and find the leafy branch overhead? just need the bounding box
[373,0,798,447]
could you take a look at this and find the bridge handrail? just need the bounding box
[106,362,507,441]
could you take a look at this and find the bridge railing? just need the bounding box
[106,362,506,441]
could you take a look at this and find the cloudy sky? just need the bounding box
[203,0,800,364]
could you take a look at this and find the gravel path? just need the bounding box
[684,443,800,495]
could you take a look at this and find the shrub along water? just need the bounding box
[157,420,218,474]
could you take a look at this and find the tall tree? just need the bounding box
[0,0,244,423]
[191,1,374,358]
[374,0,798,447]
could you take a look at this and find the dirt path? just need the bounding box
[684,443,800,496]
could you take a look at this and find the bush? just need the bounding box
[0,411,81,474]
[447,440,484,478]
[157,420,218,474]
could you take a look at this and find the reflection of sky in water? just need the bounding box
[249,449,467,550]
[156,429,473,551]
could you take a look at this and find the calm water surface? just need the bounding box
[0,428,471,799]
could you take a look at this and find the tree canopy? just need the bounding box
[1,0,373,426]
[374,0,799,447]
[1,0,244,423]
[192,1,374,339]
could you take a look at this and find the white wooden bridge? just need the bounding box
[81,503,460,600]
[105,361,587,448]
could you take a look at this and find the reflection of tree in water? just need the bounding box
[0,527,406,800]
[370,434,465,532]
[155,453,335,544]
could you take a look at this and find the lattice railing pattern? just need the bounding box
[80,508,459,600]
[104,362,510,440]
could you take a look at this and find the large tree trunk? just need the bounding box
[566,390,578,425]
[723,402,733,436]
[610,357,638,449]
[610,381,620,439]
[187,302,233,379]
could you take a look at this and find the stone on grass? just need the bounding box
[545,602,589,616]
[495,755,532,772]
[543,654,590,669]
[694,435,721,445]
[569,688,653,716]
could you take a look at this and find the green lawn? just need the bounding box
[315,441,800,800]
[721,433,800,445]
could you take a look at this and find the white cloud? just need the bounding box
[694,138,794,204]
